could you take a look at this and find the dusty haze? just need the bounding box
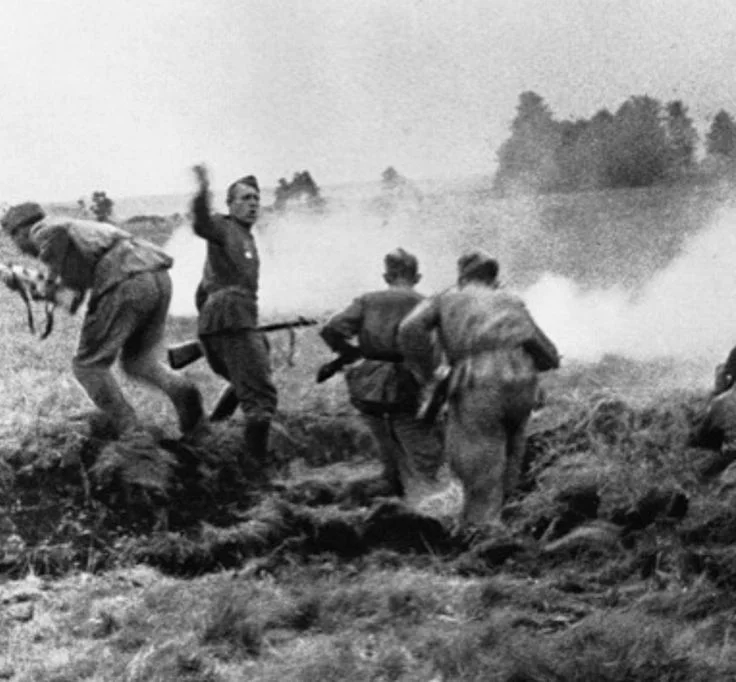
[165,186,736,387]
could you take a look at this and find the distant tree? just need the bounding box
[574,109,615,189]
[381,166,401,189]
[664,100,698,176]
[493,91,560,194]
[91,191,114,222]
[606,96,669,187]
[553,118,590,192]
[706,109,736,158]
[272,171,324,211]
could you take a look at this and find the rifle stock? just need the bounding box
[168,316,319,370]
[168,340,204,370]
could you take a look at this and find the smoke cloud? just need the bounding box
[166,205,458,321]
[523,205,736,367]
[165,198,736,377]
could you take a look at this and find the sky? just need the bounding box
[1,0,736,203]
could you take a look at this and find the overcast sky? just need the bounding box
[1,0,735,202]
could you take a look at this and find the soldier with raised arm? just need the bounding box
[190,165,278,478]
[398,250,560,529]
[1,202,205,438]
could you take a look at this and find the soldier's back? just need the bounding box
[438,285,537,360]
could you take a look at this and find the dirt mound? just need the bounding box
[0,393,728,589]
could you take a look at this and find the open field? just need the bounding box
[2,183,736,680]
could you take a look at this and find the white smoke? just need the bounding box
[165,198,736,374]
[523,205,736,366]
[165,205,457,320]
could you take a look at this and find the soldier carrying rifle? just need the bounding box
[1,202,205,438]
[189,164,279,478]
[318,248,445,505]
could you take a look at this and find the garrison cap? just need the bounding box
[1,202,45,235]
[457,249,499,282]
[384,247,419,279]
[226,175,260,204]
[238,175,259,192]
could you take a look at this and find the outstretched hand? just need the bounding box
[193,164,210,192]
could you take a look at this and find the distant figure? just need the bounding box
[398,250,560,528]
[319,248,445,505]
[190,165,278,478]
[1,202,205,437]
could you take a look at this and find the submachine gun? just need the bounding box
[0,263,83,339]
[167,316,319,422]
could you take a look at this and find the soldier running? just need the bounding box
[319,248,445,505]
[1,202,205,437]
[398,249,560,528]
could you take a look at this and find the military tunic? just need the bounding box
[399,284,559,527]
[321,287,444,502]
[28,217,202,435]
[192,207,277,420]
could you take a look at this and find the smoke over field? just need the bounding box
[527,205,736,366]
[166,180,736,376]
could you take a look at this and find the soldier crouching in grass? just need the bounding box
[1,201,206,439]
[398,250,560,530]
[318,248,445,508]
[189,165,278,481]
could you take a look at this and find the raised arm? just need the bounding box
[191,164,224,244]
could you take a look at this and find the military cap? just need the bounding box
[457,249,499,282]
[384,247,419,279]
[1,202,45,235]
[226,175,260,204]
[238,175,259,192]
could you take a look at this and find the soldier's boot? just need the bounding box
[209,385,239,422]
[173,384,207,436]
[243,418,273,485]
[377,456,405,498]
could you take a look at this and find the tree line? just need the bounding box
[493,91,736,195]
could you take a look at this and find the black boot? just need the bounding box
[243,418,272,485]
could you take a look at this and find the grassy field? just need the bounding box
[2,185,736,680]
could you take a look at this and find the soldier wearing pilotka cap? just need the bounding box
[398,248,560,530]
[1,201,205,438]
[190,165,278,481]
[319,248,446,505]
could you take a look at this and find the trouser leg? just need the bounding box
[73,362,139,435]
[363,414,404,496]
[503,417,530,501]
[446,388,506,528]
[502,378,537,500]
[390,413,446,505]
[200,330,278,422]
[120,271,205,434]
[123,353,206,434]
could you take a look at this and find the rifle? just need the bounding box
[316,348,362,383]
[0,263,61,339]
[168,316,319,370]
[416,365,452,425]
